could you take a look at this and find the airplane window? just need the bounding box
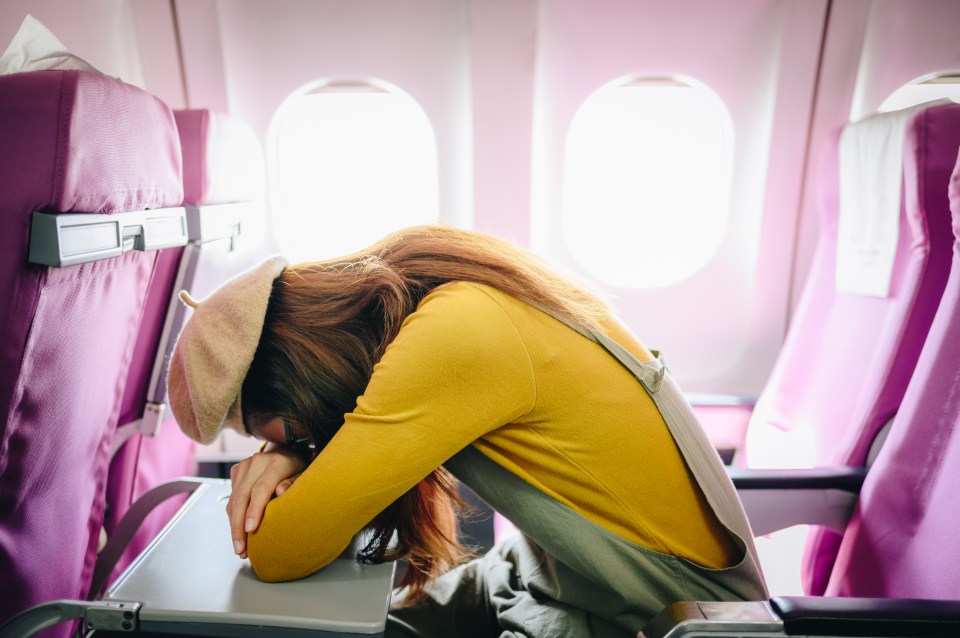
[561,76,733,288]
[879,72,960,113]
[269,82,440,263]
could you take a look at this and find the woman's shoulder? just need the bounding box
[382,281,535,390]
[401,281,525,340]
[422,280,511,303]
[396,282,536,360]
[416,281,527,319]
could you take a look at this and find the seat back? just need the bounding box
[0,70,183,632]
[746,102,960,470]
[743,102,960,594]
[103,108,268,582]
[825,146,960,598]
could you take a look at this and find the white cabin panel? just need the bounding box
[530,0,828,395]
[186,0,474,249]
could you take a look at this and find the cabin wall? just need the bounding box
[0,0,184,105]
[529,0,827,394]
[791,0,960,316]
[851,0,960,120]
[469,0,538,245]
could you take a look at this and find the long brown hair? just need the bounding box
[241,225,610,601]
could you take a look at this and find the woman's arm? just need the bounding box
[226,446,307,558]
[244,283,536,581]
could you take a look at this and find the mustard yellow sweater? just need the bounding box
[247,282,737,581]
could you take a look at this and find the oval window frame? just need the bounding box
[560,75,735,289]
[267,79,441,263]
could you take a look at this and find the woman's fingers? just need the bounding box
[275,474,300,496]
[227,450,306,558]
[227,456,255,556]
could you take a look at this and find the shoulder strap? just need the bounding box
[539,308,766,583]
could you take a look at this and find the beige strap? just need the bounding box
[541,310,764,574]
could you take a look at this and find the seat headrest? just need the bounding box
[820,102,960,226]
[174,109,265,206]
[0,70,183,214]
[827,101,960,296]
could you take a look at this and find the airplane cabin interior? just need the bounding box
[1,1,960,637]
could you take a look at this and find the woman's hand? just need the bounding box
[226,448,307,558]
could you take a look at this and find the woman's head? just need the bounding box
[241,255,414,450]
[239,225,611,599]
[167,256,289,446]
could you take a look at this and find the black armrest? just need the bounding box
[728,467,868,536]
[771,596,960,637]
[727,467,867,492]
[640,597,960,638]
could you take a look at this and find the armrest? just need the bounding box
[639,601,781,638]
[639,597,960,638]
[771,596,960,637]
[728,467,867,491]
[0,600,143,638]
[727,467,867,536]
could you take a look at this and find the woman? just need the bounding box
[167,225,766,638]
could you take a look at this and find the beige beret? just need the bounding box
[167,256,288,444]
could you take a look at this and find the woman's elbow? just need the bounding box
[246,531,347,582]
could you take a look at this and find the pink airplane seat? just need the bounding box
[101,108,268,588]
[640,143,960,638]
[0,70,184,635]
[744,102,960,595]
[824,145,960,599]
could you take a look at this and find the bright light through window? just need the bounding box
[562,77,733,288]
[271,83,439,263]
[879,73,960,113]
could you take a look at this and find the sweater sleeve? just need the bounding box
[246,283,536,581]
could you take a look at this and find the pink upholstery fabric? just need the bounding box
[104,109,265,582]
[744,103,960,595]
[0,71,182,636]
[105,248,193,580]
[825,148,960,598]
[104,416,196,582]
